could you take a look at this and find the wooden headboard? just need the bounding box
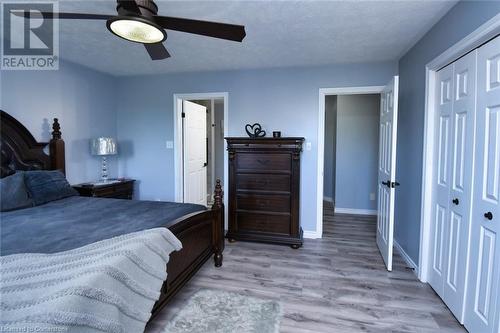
[0,110,65,178]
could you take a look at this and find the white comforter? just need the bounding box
[1,228,182,333]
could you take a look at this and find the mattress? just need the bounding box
[0,196,206,255]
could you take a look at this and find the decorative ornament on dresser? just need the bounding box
[90,137,117,183]
[245,123,266,138]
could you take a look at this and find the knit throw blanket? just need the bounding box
[0,228,182,333]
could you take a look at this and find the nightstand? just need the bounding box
[73,179,135,200]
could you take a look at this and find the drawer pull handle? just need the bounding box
[257,159,270,165]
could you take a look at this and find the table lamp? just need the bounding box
[91,137,117,183]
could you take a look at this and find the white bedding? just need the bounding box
[0,228,182,333]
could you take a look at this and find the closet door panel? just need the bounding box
[465,35,500,333]
[444,50,477,322]
[429,63,454,297]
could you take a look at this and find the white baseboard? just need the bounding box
[303,230,321,239]
[394,240,418,276]
[334,207,377,215]
[323,196,334,203]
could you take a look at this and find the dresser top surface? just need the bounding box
[225,137,305,143]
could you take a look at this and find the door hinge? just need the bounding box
[181,112,185,118]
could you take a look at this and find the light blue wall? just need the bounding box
[323,95,336,201]
[116,62,397,232]
[335,94,380,211]
[0,61,117,184]
[396,1,500,263]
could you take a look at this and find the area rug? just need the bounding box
[162,289,282,333]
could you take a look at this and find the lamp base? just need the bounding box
[100,156,108,183]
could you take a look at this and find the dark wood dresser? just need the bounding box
[226,137,304,248]
[73,179,135,199]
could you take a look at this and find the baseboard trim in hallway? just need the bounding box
[334,207,377,215]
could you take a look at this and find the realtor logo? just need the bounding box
[1,2,59,70]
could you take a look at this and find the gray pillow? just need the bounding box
[0,172,33,212]
[24,170,78,206]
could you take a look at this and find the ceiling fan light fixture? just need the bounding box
[106,16,166,44]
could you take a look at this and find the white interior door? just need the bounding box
[183,100,208,206]
[429,50,477,323]
[443,50,476,322]
[429,61,454,299]
[376,76,399,271]
[465,35,500,333]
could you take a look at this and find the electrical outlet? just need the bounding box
[370,193,376,201]
[166,141,174,149]
[306,142,312,151]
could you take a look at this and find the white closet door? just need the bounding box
[444,50,477,322]
[429,62,454,298]
[465,35,500,333]
[428,50,477,322]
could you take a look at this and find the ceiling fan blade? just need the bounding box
[144,43,170,60]
[117,0,141,15]
[154,16,246,42]
[10,11,112,20]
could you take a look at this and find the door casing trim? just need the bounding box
[173,92,229,227]
[316,86,384,239]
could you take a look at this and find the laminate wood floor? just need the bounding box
[146,203,466,333]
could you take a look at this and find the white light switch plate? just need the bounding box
[370,193,376,201]
[306,142,312,151]
[166,141,174,149]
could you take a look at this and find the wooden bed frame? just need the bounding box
[0,110,224,319]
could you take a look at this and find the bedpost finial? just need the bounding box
[213,179,223,209]
[52,118,61,139]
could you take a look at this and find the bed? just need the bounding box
[0,110,224,321]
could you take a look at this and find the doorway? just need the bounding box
[322,94,380,216]
[173,93,229,223]
[318,79,399,271]
[187,98,225,206]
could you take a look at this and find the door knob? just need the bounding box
[484,212,493,220]
[391,181,400,188]
[382,181,390,187]
[452,198,459,205]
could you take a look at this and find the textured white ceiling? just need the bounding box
[43,0,457,75]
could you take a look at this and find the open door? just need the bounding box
[376,76,399,271]
[182,100,207,206]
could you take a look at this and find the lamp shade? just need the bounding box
[91,137,117,156]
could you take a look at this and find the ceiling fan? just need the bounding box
[12,0,246,60]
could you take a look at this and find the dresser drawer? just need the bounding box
[237,212,290,235]
[236,174,290,192]
[92,186,116,197]
[237,193,290,213]
[235,153,291,172]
